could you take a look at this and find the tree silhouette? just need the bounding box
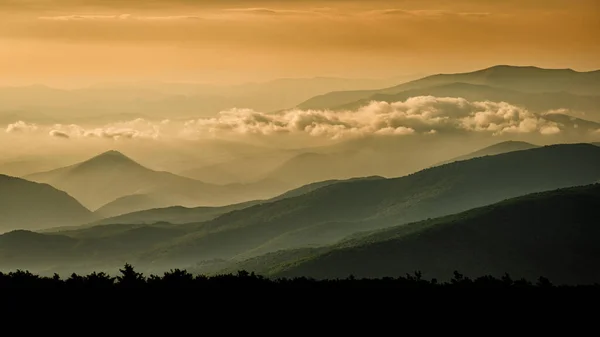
[1,265,598,290]
[116,263,145,288]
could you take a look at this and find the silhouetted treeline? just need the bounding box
[1,264,599,290]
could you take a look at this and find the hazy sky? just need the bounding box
[1,0,599,87]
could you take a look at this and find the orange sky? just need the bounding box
[1,0,599,87]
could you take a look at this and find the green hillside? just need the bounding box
[269,184,600,285]
[136,143,600,266]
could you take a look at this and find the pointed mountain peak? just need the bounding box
[80,150,143,168]
[97,150,129,159]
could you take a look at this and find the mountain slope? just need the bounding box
[25,150,288,211]
[436,141,539,166]
[139,143,600,266]
[270,184,600,285]
[270,176,386,202]
[0,175,93,232]
[297,65,600,110]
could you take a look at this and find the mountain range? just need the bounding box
[2,143,600,277]
[135,143,600,268]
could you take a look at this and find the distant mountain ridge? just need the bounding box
[330,82,600,120]
[297,66,600,118]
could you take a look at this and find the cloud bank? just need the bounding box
[3,97,584,142]
[182,96,565,139]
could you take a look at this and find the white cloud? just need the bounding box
[48,119,160,140]
[5,121,38,133]
[3,97,571,142]
[540,125,561,135]
[375,127,416,136]
[181,96,564,139]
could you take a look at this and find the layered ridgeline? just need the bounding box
[237,183,600,285]
[49,176,383,230]
[297,66,600,121]
[85,141,566,227]
[0,175,93,232]
[4,143,600,275]
[136,143,600,267]
[25,150,292,215]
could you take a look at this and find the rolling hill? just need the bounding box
[0,175,93,232]
[25,150,290,212]
[263,183,600,285]
[297,65,600,113]
[136,143,600,267]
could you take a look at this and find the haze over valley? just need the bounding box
[1,0,600,287]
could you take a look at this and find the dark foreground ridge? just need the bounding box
[2,264,599,290]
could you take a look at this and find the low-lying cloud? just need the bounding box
[5,121,39,133]
[183,96,566,139]
[4,97,585,142]
[50,119,161,140]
